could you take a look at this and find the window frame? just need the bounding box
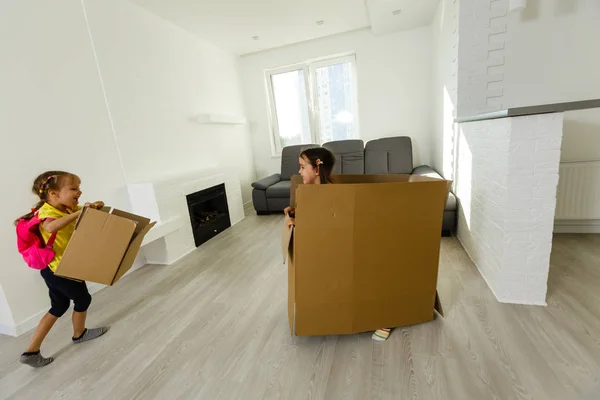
[265,53,359,156]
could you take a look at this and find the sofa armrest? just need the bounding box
[412,165,444,180]
[252,174,282,190]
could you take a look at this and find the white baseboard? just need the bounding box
[146,247,195,266]
[15,308,48,336]
[0,323,17,337]
[243,200,254,215]
[554,219,600,234]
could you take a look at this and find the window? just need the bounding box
[266,55,359,153]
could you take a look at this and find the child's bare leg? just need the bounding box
[72,310,108,343]
[20,313,57,367]
[26,312,57,352]
[72,310,87,338]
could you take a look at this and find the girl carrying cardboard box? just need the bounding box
[14,171,109,367]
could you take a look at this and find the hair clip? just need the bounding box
[39,175,55,192]
[316,159,323,165]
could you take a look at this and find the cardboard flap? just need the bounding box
[331,174,411,184]
[111,221,156,284]
[409,176,453,212]
[409,175,444,183]
[289,175,303,208]
[109,209,151,234]
[434,290,444,317]
[73,206,89,230]
[444,180,453,207]
[281,222,294,264]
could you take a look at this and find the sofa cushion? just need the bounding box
[266,180,291,198]
[281,144,317,180]
[412,166,457,211]
[446,192,457,211]
[365,137,413,174]
[251,174,281,190]
[323,139,365,174]
[252,189,268,213]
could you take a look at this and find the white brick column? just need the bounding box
[455,113,563,305]
[458,0,508,116]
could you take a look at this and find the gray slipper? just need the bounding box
[72,327,109,344]
[20,352,54,368]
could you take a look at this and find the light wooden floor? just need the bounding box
[1,213,599,400]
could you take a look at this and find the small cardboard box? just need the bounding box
[54,207,156,285]
[282,174,450,336]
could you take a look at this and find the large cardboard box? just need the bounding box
[54,207,156,285]
[282,174,449,336]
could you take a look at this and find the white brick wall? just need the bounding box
[457,0,508,116]
[456,113,564,305]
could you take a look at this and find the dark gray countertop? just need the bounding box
[455,98,600,123]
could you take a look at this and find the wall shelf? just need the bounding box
[195,113,247,125]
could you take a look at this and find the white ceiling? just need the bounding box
[366,0,440,35]
[129,0,439,55]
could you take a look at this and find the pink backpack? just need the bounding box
[16,214,57,270]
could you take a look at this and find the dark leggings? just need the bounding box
[40,267,92,317]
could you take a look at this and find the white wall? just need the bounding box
[431,0,459,178]
[503,0,600,162]
[239,28,433,178]
[85,0,255,202]
[0,0,130,332]
[0,0,254,335]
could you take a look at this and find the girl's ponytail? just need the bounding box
[300,147,336,184]
[14,200,46,225]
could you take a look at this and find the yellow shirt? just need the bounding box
[38,203,81,272]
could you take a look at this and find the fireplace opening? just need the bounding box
[186,183,231,247]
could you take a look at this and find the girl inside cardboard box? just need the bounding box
[284,148,392,342]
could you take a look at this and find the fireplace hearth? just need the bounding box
[186,183,231,247]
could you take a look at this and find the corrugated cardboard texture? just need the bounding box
[288,175,449,336]
[56,209,136,285]
[112,221,156,284]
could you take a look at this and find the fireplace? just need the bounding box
[186,183,231,247]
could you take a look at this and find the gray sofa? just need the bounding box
[251,137,457,235]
